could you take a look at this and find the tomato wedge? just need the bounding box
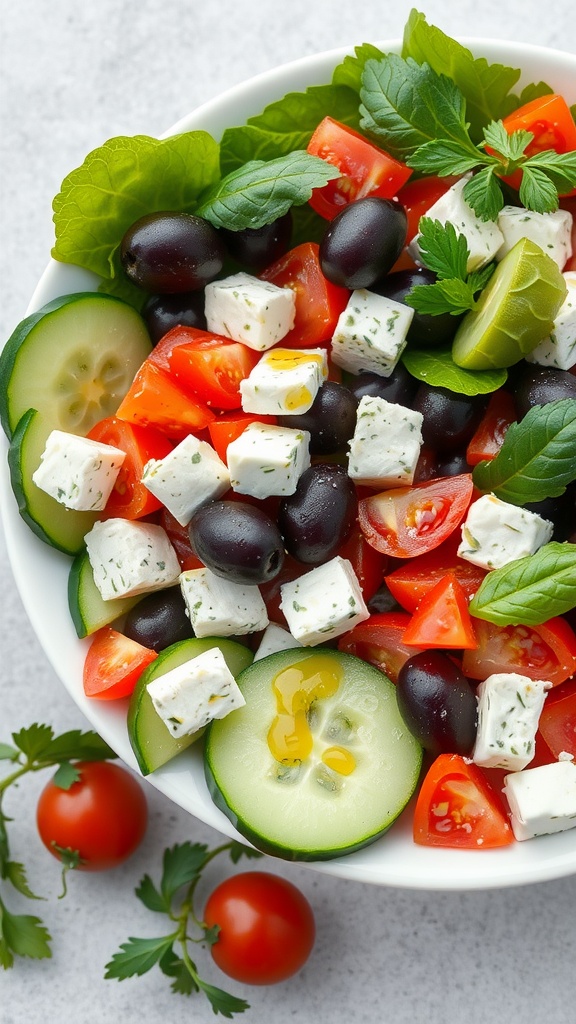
[358,474,474,559]
[260,242,349,348]
[465,390,517,466]
[83,627,157,700]
[537,679,576,759]
[413,754,514,849]
[338,612,422,683]
[384,533,487,612]
[116,360,215,439]
[167,327,260,410]
[87,417,173,519]
[337,523,388,601]
[158,508,205,572]
[208,412,277,464]
[462,616,576,687]
[402,574,478,650]
[500,93,576,195]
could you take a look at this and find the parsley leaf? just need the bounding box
[51,762,81,790]
[414,218,468,280]
[105,934,177,979]
[136,874,168,914]
[0,745,18,762]
[0,904,51,964]
[462,166,505,222]
[405,218,496,317]
[196,977,250,1018]
[469,542,576,626]
[159,842,208,905]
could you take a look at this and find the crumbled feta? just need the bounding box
[204,272,296,351]
[240,347,328,415]
[253,623,303,662]
[32,430,125,511]
[227,422,310,498]
[331,289,414,376]
[472,672,549,771]
[146,646,245,738]
[408,173,504,272]
[347,395,423,487]
[85,519,181,600]
[457,493,554,570]
[142,434,230,526]
[503,760,576,841]
[496,205,573,269]
[279,555,369,646]
[180,567,268,637]
[527,271,576,370]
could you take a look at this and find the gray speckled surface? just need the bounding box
[1,2,576,1021]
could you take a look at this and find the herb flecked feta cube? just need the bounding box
[472,672,549,772]
[32,430,126,511]
[503,760,576,841]
[180,567,268,637]
[408,173,504,272]
[457,493,554,570]
[527,271,576,370]
[85,519,181,600]
[347,395,423,487]
[146,646,246,739]
[204,272,296,351]
[496,205,573,269]
[142,434,230,526]
[240,347,328,415]
[279,555,369,646]
[331,289,414,377]
[227,422,310,498]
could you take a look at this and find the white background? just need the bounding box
[1,2,576,1022]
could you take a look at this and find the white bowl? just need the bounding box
[2,37,576,890]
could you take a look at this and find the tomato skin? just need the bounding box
[402,574,478,650]
[260,242,349,348]
[500,93,576,195]
[208,412,277,464]
[337,522,388,601]
[465,390,517,466]
[167,327,260,410]
[384,533,487,612]
[413,754,514,849]
[83,627,157,699]
[463,616,576,687]
[537,678,576,759]
[116,360,215,439]
[204,872,315,985]
[87,417,173,519]
[338,611,423,683]
[36,761,148,870]
[396,175,458,243]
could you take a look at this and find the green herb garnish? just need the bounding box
[469,542,576,626]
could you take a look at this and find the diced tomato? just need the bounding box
[402,574,478,650]
[260,242,349,348]
[413,753,515,849]
[166,327,260,411]
[86,417,173,520]
[463,616,576,687]
[499,94,576,194]
[358,474,474,559]
[465,389,517,466]
[338,612,422,683]
[306,116,412,220]
[83,627,157,700]
[158,508,205,572]
[115,360,215,440]
[337,523,388,601]
[208,412,277,464]
[536,678,576,759]
[385,533,487,612]
[395,175,459,244]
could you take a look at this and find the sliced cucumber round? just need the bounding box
[128,637,254,776]
[204,648,423,861]
[0,292,151,439]
[68,550,140,638]
[452,238,567,370]
[8,408,99,555]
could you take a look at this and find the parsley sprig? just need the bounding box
[105,840,263,1017]
[405,217,495,316]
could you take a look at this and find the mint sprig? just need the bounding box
[469,542,576,626]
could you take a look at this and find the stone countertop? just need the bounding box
[1,2,576,1022]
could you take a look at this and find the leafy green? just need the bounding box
[105,934,177,979]
[405,218,496,317]
[472,399,576,504]
[500,81,554,118]
[401,346,507,396]
[332,42,386,93]
[0,906,51,967]
[469,542,576,625]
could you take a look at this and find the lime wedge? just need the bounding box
[452,238,567,370]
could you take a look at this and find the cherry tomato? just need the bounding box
[36,760,147,870]
[537,678,576,759]
[260,242,349,348]
[402,573,478,650]
[413,754,514,849]
[167,326,260,410]
[338,611,422,683]
[462,616,576,687]
[83,626,157,700]
[203,871,315,985]
[87,416,173,519]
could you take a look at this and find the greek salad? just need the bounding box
[1,9,576,862]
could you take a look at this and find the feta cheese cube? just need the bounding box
[472,672,549,771]
[142,434,230,526]
[253,623,303,662]
[347,395,423,487]
[408,173,504,272]
[227,422,310,498]
[457,493,554,570]
[527,271,576,370]
[204,272,296,351]
[85,519,180,600]
[279,556,369,646]
[240,347,328,415]
[331,289,414,377]
[180,567,268,637]
[496,205,573,269]
[503,760,576,841]
[146,646,245,738]
[32,430,125,511]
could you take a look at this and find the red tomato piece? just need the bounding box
[260,242,349,348]
[395,175,458,244]
[465,390,517,466]
[385,533,487,612]
[462,616,576,688]
[83,627,157,700]
[402,574,478,650]
[337,522,388,601]
[167,327,260,410]
[158,508,205,572]
[499,94,576,194]
[536,678,576,759]
[306,116,412,220]
[413,753,514,849]
[338,611,422,683]
[115,360,215,440]
[208,412,277,464]
[358,474,474,559]
[259,553,307,627]
[87,416,173,519]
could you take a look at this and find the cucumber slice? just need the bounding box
[8,409,99,554]
[128,637,253,776]
[452,238,567,370]
[68,550,140,638]
[0,292,151,439]
[205,648,423,861]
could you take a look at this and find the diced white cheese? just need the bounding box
[347,395,423,488]
[408,173,504,272]
[503,760,576,841]
[240,347,328,415]
[146,646,245,738]
[527,271,576,370]
[204,272,296,351]
[180,567,268,637]
[331,289,414,377]
[279,555,369,646]
[227,422,310,498]
[472,672,549,771]
[496,205,573,269]
[32,430,125,511]
[85,519,181,600]
[253,623,303,662]
[142,434,230,526]
[457,493,554,570]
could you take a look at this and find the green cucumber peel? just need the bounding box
[469,542,576,626]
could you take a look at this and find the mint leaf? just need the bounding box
[332,43,386,93]
[472,399,576,504]
[402,347,507,396]
[105,934,177,980]
[53,132,221,280]
[196,151,340,231]
[0,906,51,961]
[462,166,505,221]
[160,843,208,905]
[196,977,250,1018]
[469,542,576,626]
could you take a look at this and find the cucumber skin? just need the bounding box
[68,551,140,638]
